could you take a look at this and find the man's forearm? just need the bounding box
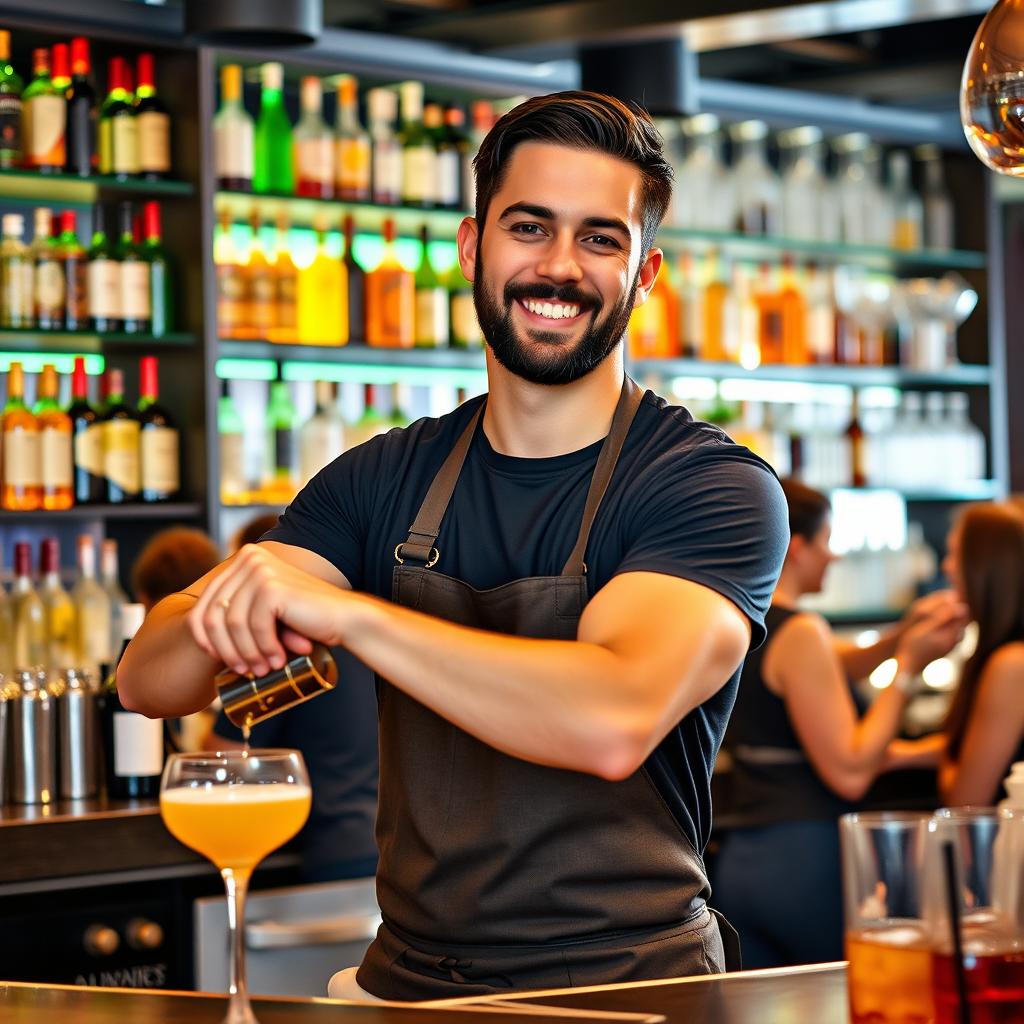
[117,594,223,718]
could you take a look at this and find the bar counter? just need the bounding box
[0,964,849,1022]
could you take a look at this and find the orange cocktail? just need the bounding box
[846,924,935,1024]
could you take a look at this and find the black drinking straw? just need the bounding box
[942,840,972,1024]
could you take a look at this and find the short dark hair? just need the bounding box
[780,478,832,541]
[229,512,280,553]
[472,90,674,254]
[131,527,221,606]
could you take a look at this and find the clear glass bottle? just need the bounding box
[31,207,63,331]
[334,74,370,203]
[1,213,34,329]
[729,120,782,236]
[72,534,111,681]
[947,392,986,483]
[916,144,955,251]
[101,538,128,665]
[218,379,247,504]
[214,63,253,192]
[888,151,923,251]
[803,263,836,365]
[33,362,73,511]
[293,76,333,199]
[677,114,733,231]
[399,80,435,209]
[368,86,402,206]
[297,219,346,346]
[833,133,873,246]
[779,126,829,242]
[12,541,45,670]
[864,145,895,247]
[300,380,345,486]
[254,62,293,195]
[39,537,76,671]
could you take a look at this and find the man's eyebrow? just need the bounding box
[498,203,631,239]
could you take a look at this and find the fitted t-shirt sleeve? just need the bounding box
[263,438,383,590]
[615,444,788,649]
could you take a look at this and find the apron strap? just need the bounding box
[561,377,644,577]
[396,402,484,567]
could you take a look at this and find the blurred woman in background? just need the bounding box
[938,502,1024,805]
[714,479,966,968]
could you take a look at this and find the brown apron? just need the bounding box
[357,378,739,999]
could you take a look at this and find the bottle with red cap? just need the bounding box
[51,43,70,95]
[134,53,169,180]
[67,355,103,504]
[141,200,170,336]
[55,210,87,330]
[98,56,137,179]
[102,367,140,504]
[65,37,95,177]
[138,356,179,502]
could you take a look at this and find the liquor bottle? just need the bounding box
[23,47,66,172]
[215,210,249,338]
[399,81,434,208]
[214,63,253,192]
[2,362,41,511]
[804,264,836,365]
[264,368,300,499]
[65,37,95,176]
[98,57,137,179]
[918,145,955,251]
[39,537,76,671]
[1,212,34,328]
[438,104,469,210]
[889,151,923,251]
[678,252,701,359]
[73,534,111,676]
[68,355,104,504]
[246,209,276,339]
[11,541,45,670]
[342,213,365,342]
[701,251,737,363]
[32,207,64,330]
[116,201,150,334]
[0,548,12,674]
[755,263,784,364]
[414,224,449,347]
[134,53,169,180]
[137,355,179,502]
[102,368,140,504]
[845,392,867,488]
[368,86,401,206]
[254,62,293,195]
[366,218,414,348]
[218,378,247,503]
[51,43,70,94]
[0,30,23,170]
[141,200,171,337]
[267,212,297,344]
[464,100,494,212]
[346,383,391,448]
[448,261,483,349]
[102,603,162,799]
[297,219,346,345]
[101,538,128,668]
[729,120,781,236]
[293,75,333,199]
[628,264,676,358]
[33,362,73,510]
[334,74,370,202]
[299,380,345,485]
[423,103,444,206]
[87,203,121,332]
[778,257,808,365]
[56,210,87,330]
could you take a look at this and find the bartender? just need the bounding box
[118,91,788,1001]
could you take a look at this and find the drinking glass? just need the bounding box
[840,811,934,1024]
[160,750,311,1024]
[924,807,1024,1024]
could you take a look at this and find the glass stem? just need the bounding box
[222,867,255,1024]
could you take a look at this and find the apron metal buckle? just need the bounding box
[395,543,440,568]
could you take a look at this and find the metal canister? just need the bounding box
[53,668,99,800]
[9,669,56,804]
[0,677,9,804]
[215,644,338,731]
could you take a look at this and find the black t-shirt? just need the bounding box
[267,389,788,854]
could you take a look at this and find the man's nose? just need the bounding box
[534,232,583,283]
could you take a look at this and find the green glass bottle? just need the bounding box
[115,201,150,334]
[87,203,121,333]
[264,366,299,498]
[23,47,65,173]
[414,225,449,348]
[141,200,171,336]
[98,56,137,179]
[254,62,293,195]
[0,30,24,169]
[218,378,247,504]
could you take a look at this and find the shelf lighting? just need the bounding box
[0,352,104,374]
[215,358,278,381]
[281,360,486,388]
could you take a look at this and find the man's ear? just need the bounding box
[632,248,664,309]
[457,217,479,283]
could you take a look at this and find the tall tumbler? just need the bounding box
[54,668,99,800]
[9,669,56,804]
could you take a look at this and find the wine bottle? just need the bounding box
[414,224,449,348]
[115,200,150,334]
[23,47,66,172]
[218,378,247,504]
[102,367,140,504]
[1,212,33,329]
[399,80,434,208]
[254,62,293,194]
[101,538,128,664]
[141,200,171,336]
[137,355,179,503]
[438,104,469,210]
[213,63,253,192]
[294,75,333,199]
[72,534,112,676]
[33,362,73,511]
[342,214,365,343]
[0,30,23,170]
[65,37,95,177]
[134,53,170,180]
[39,537,76,671]
[31,207,64,330]
[2,361,41,510]
[68,355,104,504]
[87,203,121,332]
[102,603,162,799]
[366,218,414,348]
[299,380,345,485]
[56,211,87,330]
[11,541,45,670]
[98,56,137,178]
[335,74,370,202]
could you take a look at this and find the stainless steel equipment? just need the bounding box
[53,668,100,800]
[9,669,56,805]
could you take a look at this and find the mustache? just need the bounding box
[503,281,602,311]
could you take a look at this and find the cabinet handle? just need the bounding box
[83,924,120,957]
[245,913,381,950]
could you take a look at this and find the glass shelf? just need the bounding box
[631,358,992,388]
[656,226,987,272]
[0,502,203,521]
[0,330,197,352]
[0,169,194,206]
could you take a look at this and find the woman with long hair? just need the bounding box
[938,502,1024,805]
[713,479,967,968]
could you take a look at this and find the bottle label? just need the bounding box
[64,257,87,324]
[112,116,139,175]
[88,259,122,319]
[137,110,170,173]
[214,117,254,181]
[25,95,66,167]
[41,427,73,488]
[4,428,41,486]
[104,419,141,493]
[373,143,402,201]
[250,269,276,332]
[296,137,333,187]
[217,265,247,333]
[141,426,180,494]
[113,712,163,777]
[36,258,65,316]
[4,259,34,323]
[435,150,461,207]
[402,146,435,203]
[451,293,483,347]
[276,271,297,330]
[0,93,22,157]
[75,422,105,477]
[337,137,371,193]
[120,261,151,320]
[415,287,450,347]
[219,432,246,499]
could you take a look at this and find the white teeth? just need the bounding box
[522,299,582,320]
[541,302,553,318]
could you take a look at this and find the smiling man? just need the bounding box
[118,92,788,1000]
